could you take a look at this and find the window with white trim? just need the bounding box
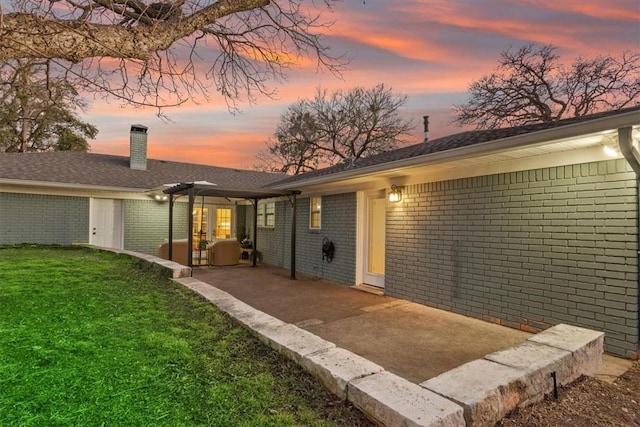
[257,202,275,228]
[309,197,321,229]
[215,208,232,238]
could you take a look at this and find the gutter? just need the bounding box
[270,109,640,190]
[618,126,640,357]
[0,178,148,194]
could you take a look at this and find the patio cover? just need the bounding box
[163,182,300,278]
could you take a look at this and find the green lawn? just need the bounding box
[0,246,371,426]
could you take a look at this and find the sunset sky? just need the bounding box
[84,0,640,169]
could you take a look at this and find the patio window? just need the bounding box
[192,207,209,247]
[215,208,232,238]
[257,202,275,228]
[309,197,321,229]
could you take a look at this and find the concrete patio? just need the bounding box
[192,263,533,384]
[119,249,622,426]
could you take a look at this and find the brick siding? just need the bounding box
[123,199,188,255]
[257,194,357,285]
[0,193,90,245]
[386,159,639,357]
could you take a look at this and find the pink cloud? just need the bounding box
[83,0,639,169]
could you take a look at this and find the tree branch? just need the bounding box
[0,1,269,61]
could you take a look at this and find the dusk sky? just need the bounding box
[84,0,640,169]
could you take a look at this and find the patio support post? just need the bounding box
[252,198,258,267]
[187,186,195,268]
[168,194,174,260]
[290,193,297,280]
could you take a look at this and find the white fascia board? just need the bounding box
[290,145,620,198]
[0,178,147,193]
[270,110,640,190]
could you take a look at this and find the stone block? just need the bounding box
[176,278,233,304]
[485,341,572,399]
[257,323,335,364]
[177,278,288,334]
[301,347,384,400]
[421,359,526,427]
[155,259,191,277]
[349,371,465,427]
[528,324,604,382]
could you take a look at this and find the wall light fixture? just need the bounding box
[388,185,402,203]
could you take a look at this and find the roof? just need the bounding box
[271,105,640,187]
[1,106,638,194]
[0,152,284,191]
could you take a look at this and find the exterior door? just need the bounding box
[363,195,386,288]
[90,198,123,249]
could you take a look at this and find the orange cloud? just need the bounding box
[83,0,638,169]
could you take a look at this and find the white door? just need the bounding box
[90,199,123,249]
[363,195,386,288]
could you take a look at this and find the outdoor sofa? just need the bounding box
[157,238,241,266]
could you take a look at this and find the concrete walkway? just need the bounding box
[193,264,532,384]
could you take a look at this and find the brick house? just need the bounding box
[258,106,640,358]
[1,107,639,358]
[0,125,284,255]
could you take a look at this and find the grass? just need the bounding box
[0,246,371,426]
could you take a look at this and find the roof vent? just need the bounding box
[423,115,429,143]
[130,124,148,170]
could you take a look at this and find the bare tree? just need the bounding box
[0,0,343,111]
[255,84,414,174]
[0,59,97,152]
[452,44,640,129]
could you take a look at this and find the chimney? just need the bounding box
[130,124,148,170]
[423,115,429,143]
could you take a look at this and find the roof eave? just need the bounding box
[269,110,640,189]
[0,178,148,193]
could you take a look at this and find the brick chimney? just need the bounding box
[130,124,148,170]
[423,115,429,143]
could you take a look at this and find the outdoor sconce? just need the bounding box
[388,185,402,203]
[153,194,169,202]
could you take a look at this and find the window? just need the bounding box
[215,208,232,238]
[309,197,321,229]
[257,202,275,228]
[192,207,209,247]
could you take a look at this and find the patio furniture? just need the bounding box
[207,240,242,266]
[158,239,189,265]
[240,248,253,261]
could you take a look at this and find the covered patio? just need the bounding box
[162,182,300,277]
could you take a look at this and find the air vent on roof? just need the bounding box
[423,115,429,143]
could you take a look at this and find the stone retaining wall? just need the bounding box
[176,274,603,427]
[102,248,605,427]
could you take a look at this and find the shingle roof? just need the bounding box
[2,106,638,192]
[0,151,284,190]
[272,106,640,186]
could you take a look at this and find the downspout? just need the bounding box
[290,193,297,280]
[618,126,640,356]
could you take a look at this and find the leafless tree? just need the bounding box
[0,0,343,110]
[255,84,414,174]
[0,59,97,152]
[452,44,640,129]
